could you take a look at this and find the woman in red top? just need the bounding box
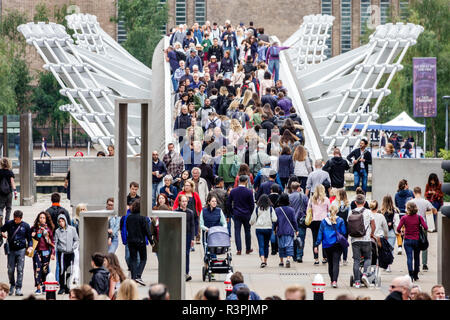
[425,173,443,228]
[31,211,55,295]
[233,163,254,188]
[397,202,428,282]
[173,180,203,247]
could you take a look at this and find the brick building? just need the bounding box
[166,0,410,57]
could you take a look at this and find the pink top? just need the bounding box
[308,197,330,221]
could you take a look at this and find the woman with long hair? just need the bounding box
[226,99,240,118]
[242,89,254,108]
[173,179,203,251]
[259,71,274,96]
[233,163,254,188]
[153,193,172,210]
[274,193,297,268]
[174,169,190,193]
[314,204,346,288]
[232,64,245,88]
[308,184,330,265]
[277,146,294,189]
[73,203,86,235]
[280,129,300,154]
[31,211,55,294]
[250,194,277,267]
[105,253,126,299]
[333,189,350,265]
[228,119,244,147]
[397,202,428,282]
[380,195,400,271]
[425,173,443,228]
[293,145,312,192]
[116,279,139,300]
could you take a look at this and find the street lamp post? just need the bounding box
[444,96,450,151]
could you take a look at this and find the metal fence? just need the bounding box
[34,159,70,176]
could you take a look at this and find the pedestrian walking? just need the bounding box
[0,210,33,296]
[288,182,308,263]
[348,194,375,289]
[106,198,120,254]
[347,139,371,193]
[40,137,51,158]
[380,195,400,271]
[307,184,330,265]
[333,189,351,265]
[425,173,443,230]
[274,193,297,268]
[250,194,277,268]
[175,195,195,281]
[397,202,428,282]
[0,158,17,241]
[89,253,110,295]
[227,175,255,255]
[314,204,346,288]
[323,148,350,189]
[54,214,79,294]
[30,211,55,295]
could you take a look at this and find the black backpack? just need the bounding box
[0,176,11,195]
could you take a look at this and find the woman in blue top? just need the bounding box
[274,193,298,268]
[394,179,414,217]
[314,204,346,288]
[200,194,227,250]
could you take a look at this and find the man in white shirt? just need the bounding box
[348,194,376,289]
[408,186,436,271]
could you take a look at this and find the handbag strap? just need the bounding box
[280,207,296,234]
[8,222,23,244]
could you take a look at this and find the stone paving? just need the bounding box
[0,193,439,300]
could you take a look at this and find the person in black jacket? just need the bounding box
[89,252,110,295]
[0,210,32,296]
[46,193,71,231]
[174,105,192,143]
[346,139,372,193]
[261,88,278,111]
[208,38,223,62]
[175,194,195,281]
[126,200,153,285]
[219,51,234,78]
[323,148,350,189]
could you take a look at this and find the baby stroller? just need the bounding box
[350,241,382,288]
[202,226,233,282]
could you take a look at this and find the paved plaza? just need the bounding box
[0,193,440,300]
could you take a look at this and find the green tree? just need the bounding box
[360,0,450,156]
[116,0,169,68]
[31,72,70,147]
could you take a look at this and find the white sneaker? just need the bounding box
[361,274,370,288]
[354,282,361,289]
[386,265,392,273]
[397,247,402,255]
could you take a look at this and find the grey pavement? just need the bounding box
[0,193,440,300]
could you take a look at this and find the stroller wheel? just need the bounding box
[202,267,206,282]
[208,273,212,282]
[350,275,354,287]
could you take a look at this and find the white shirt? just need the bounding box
[372,213,389,238]
[408,198,434,219]
[250,206,277,229]
[348,207,374,243]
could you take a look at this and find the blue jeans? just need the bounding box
[404,148,411,158]
[108,236,119,254]
[268,59,280,82]
[227,219,232,238]
[40,150,51,158]
[278,235,294,258]
[256,229,272,258]
[152,183,159,207]
[404,238,420,274]
[233,216,251,252]
[171,74,178,92]
[7,248,25,290]
[15,144,19,160]
[354,169,368,193]
[128,242,147,280]
[294,225,306,259]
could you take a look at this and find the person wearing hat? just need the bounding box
[207,55,219,78]
[195,43,205,61]
[186,48,203,73]
[183,31,197,50]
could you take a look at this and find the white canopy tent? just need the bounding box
[344,111,426,152]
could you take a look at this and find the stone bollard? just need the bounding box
[312,274,325,300]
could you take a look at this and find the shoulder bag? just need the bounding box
[4,222,23,255]
[279,207,302,248]
[332,222,349,248]
[305,200,313,226]
[418,215,429,251]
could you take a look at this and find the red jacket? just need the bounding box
[173,191,202,216]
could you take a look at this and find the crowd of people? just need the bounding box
[0,18,447,301]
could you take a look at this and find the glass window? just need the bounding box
[176,0,186,25]
[380,0,390,25]
[341,0,352,53]
[195,0,206,25]
[321,0,332,58]
[360,0,371,38]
